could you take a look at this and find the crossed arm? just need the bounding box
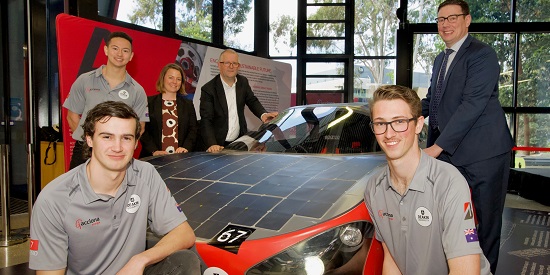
[37,222,196,275]
[381,241,481,275]
[116,221,196,274]
[382,243,481,275]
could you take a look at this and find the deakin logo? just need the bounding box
[415,207,432,226]
[126,194,141,214]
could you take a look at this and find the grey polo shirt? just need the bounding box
[364,151,491,274]
[63,65,149,141]
[29,159,187,274]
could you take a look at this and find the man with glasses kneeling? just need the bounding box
[199,49,278,153]
[364,85,491,274]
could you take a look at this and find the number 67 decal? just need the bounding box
[209,225,255,254]
[217,229,248,243]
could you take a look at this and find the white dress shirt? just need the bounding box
[221,77,240,142]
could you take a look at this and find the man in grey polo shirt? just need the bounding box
[29,101,199,274]
[64,31,149,169]
[364,85,491,274]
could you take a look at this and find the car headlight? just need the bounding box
[246,221,374,275]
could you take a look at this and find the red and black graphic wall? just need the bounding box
[57,14,291,172]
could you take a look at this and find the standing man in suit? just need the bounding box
[199,49,278,153]
[421,0,513,273]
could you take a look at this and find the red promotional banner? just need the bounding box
[56,14,182,171]
[56,14,291,172]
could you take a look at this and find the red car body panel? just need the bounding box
[197,202,383,274]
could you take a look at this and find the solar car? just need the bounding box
[146,103,386,274]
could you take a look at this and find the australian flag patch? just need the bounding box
[464,228,479,243]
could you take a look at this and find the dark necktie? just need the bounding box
[431,49,454,129]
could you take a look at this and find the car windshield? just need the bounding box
[226,104,381,154]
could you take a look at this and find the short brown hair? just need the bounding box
[438,0,470,15]
[370,85,422,119]
[156,63,186,95]
[81,101,140,158]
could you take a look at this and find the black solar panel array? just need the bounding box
[150,152,384,240]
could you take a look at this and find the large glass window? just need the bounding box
[407,0,512,23]
[269,0,298,56]
[353,59,396,102]
[492,34,518,108]
[176,1,213,42]
[224,0,254,51]
[307,0,345,3]
[116,0,163,31]
[305,2,347,55]
[517,0,550,22]
[308,5,345,20]
[354,0,398,56]
[352,0,398,103]
[411,33,441,88]
[305,61,347,103]
[517,33,550,107]
[406,0,439,23]
[306,62,345,75]
[516,113,550,148]
[306,40,345,54]
[468,0,512,22]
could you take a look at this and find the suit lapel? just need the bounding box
[235,75,244,107]
[176,96,186,146]
[215,75,229,117]
[439,35,473,98]
[176,96,185,122]
[152,95,163,130]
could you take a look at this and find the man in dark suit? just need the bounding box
[421,0,513,273]
[199,49,278,153]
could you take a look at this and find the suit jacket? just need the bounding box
[139,94,198,157]
[199,74,267,148]
[421,35,513,166]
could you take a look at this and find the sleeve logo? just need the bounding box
[464,202,474,220]
[464,228,479,243]
[30,239,39,251]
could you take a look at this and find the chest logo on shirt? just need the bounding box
[126,194,141,214]
[75,217,101,229]
[378,210,395,220]
[118,89,129,99]
[415,207,432,227]
[85,87,101,93]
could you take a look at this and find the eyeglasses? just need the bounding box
[369,118,417,135]
[219,61,240,68]
[435,14,467,24]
